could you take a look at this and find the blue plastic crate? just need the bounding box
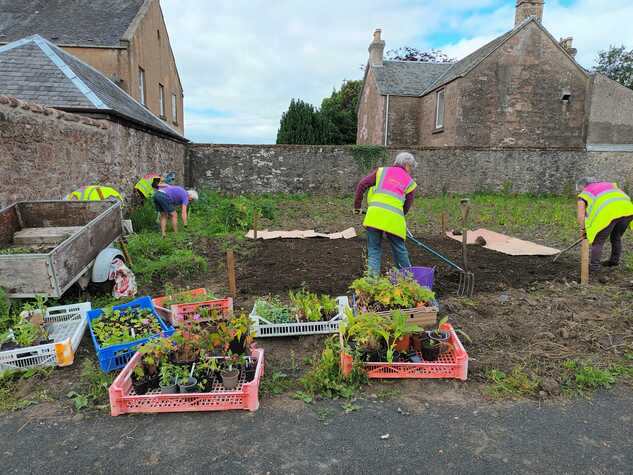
[87,296,175,373]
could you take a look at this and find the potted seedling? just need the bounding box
[429,316,450,343]
[289,289,323,322]
[159,362,179,394]
[421,337,441,362]
[411,331,430,353]
[221,352,241,390]
[244,356,256,382]
[177,364,198,393]
[132,365,150,395]
[222,313,253,355]
[390,311,421,354]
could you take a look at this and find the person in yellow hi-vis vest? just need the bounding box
[65,185,123,202]
[134,173,162,199]
[354,152,418,276]
[576,177,633,272]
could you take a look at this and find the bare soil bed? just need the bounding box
[237,236,579,298]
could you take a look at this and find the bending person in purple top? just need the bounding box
[152,181,199,237]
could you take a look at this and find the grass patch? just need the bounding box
[128,199,157,233]
[485,367,541,399]
[66,359,114,411]
[126,232,207,285]
[561,360,627,395]
[261,370,294,396]
[0,368,53,412]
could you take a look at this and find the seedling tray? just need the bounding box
[88,296,174,373]
[109,347,265,416]
[249,296,349,338]
[340,323,468,380]
[0,302,91,371]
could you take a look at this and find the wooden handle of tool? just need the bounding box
[580,239,589,285]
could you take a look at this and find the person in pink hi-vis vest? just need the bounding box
[354,152,418,276]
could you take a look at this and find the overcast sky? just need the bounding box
[161,0,633,144]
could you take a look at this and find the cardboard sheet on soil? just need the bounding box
[245,227,356,240]
[446,229,559,256]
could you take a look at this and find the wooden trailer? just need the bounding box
[0,200,123,298]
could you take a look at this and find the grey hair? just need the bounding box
[187,189,199,201]
[575,177,597,192]
[394,152,418,169]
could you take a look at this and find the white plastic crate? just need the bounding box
[250,296,349,338]
[0,302,91,371]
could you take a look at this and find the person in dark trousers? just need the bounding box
[152,181,198,237]
[354,152,418,276]
[576,177,633,272]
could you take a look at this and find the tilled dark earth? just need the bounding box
[237,236,578,297]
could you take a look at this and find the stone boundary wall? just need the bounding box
[188,144,633,196]
[0,95,187,208]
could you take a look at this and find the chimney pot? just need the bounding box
[515,0,544,26]
[559,37,577,58]
[368,28,385,67]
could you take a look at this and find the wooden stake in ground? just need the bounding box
[119,237,133,266]
[580,239,589,285]
[440,211,448,235]
[253,211,259,240]
[226,249,237,297]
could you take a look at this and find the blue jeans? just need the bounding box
[366,228,411,277]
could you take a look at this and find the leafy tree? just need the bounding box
[276,99,327,144]
[385,47,454,63]
[595,45,633,90]
[276,81,362,145]
[320,80,363,145]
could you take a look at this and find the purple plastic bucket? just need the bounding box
[402,266,435,290]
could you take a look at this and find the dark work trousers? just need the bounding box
[591,215,633,271]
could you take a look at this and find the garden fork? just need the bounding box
[406,229,475,297]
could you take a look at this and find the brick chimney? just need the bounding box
[368,29,385,67]
[559,37,577,58]
[515,0,544,25]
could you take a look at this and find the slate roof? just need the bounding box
[372,61,453,96]
[0,0,146,47]
[0,35,185,141]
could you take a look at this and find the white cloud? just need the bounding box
[161,0,633,143]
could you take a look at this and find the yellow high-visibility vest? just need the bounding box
[578,183,633,243]
[134,174,161,199]
[65,185,123,202]
[363,167,417,240]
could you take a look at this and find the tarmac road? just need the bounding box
[1,388,631,474]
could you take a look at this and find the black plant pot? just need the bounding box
[132,378,149,395]
[245,365,256,382]
[421,343,440,362]
[229,336,246,354]
[146,373,160,391]
[178,377,198,393]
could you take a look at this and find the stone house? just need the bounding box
[0,35,184,143]
[357,0,633,152]
[0,0,184,133]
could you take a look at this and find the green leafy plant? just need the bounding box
[350,145,389,172]
[91,307,162,348]
[289,289,323,322]
[300,336,366,399]
[350,274,435,313]
[254,296,293,324]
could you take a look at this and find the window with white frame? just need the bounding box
[138,67,146,105]
[159,84,165,118]
[435,89,445,130]
[171,94,178,124]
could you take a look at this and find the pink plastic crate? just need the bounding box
[170,299,233,327]
[151,288,209,322]
[340,323,468,380]
[109,347,264,416]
